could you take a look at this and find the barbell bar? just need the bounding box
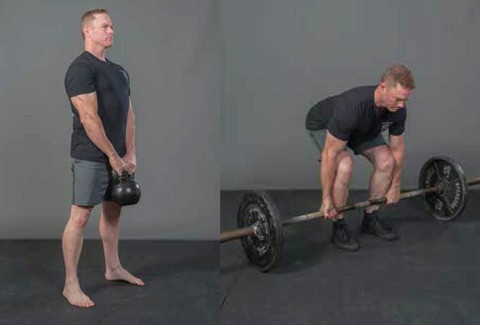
[220,156,480,272]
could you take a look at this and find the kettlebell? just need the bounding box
[111,171,141,206]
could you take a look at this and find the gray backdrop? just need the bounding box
[221,0,480,190]
[0,0,219,239]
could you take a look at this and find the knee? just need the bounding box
[70,210,91,229]
[336,154,354,183]
[376,153,395,174]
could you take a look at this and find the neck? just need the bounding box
[84,43,107,62]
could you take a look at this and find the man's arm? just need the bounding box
[70,92,125,174]
[321,131,347,218]
[384,134,405,204]
[388,134,405,189]
[123,99,137,173]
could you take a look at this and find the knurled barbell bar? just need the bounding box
[220,156,480,272]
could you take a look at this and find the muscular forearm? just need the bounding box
[125,108,136,155]
[321,149,339,200]
[81,115,118,159]
[390,144,405,188]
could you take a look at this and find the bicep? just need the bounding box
[70,92,98,120]
[65,63,95,98]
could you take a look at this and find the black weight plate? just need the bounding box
[237,191,283,272]
[418,156,468,221]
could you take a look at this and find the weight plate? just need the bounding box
[237,191,283,272]
[418,156,468,221]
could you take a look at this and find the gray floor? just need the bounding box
[221,190,480,325]
[0,240,218,325]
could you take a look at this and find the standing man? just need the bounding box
[306,65,415,252]
[62,9,144,308]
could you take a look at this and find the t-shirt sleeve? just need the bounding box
[326,103,357,141]
[65,62,95,98]
[389,107,407,136]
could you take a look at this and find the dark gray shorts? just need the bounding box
[71,159,113,206]
[308,129,387,156]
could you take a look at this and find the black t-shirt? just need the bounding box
[305,86,406,148]
[65,51,131,162]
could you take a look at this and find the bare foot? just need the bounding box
[105,267,145,286]
[62,281,95,308]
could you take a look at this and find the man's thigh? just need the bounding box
[349,133,387,156]
[72,159,111,206]
[361,145,393,167]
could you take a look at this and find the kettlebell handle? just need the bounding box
[111,170,134,182]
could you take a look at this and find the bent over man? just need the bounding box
[306,65,415,251]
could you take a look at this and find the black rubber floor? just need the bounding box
[0,240,218,325]
[221,190,480,325]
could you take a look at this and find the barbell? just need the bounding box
[220,156,480,272]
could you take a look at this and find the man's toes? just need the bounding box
[84,298,94,307]
[132,277,144,285]
[74,298,93,308]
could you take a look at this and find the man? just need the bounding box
[62,9,144,308]
[305,64,415,251]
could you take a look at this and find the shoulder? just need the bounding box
[342,85,375,99]
[336,85,374,107]
[66,53,95,75]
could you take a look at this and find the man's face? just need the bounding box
[84,13,114,48]
[380,82,412,112]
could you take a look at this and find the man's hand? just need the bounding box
[385,185,401,204]
[122,152,137,174]
[109,154,127,176]
[321,196,338,219]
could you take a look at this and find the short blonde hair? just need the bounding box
[81,8,109,40]
[381,64,415,89]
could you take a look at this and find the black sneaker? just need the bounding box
[331,219,360,251]
[361,211,399,241]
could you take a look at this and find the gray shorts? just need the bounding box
[308,129,387,156]
[71,159,113,206]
